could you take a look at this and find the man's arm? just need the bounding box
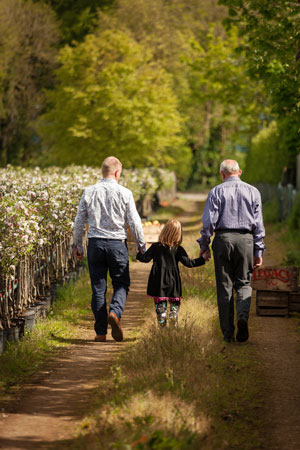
[197,190,218,253]
[253,190,265,264]
[73,190,88,257]
[126,192,146,253]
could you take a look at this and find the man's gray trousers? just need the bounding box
[212,230,253,340]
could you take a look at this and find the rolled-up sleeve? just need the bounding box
[126,192,146,251]
[73,190,88,253]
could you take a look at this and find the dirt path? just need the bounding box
[250,235,300,450]
[179,193,300,450]
[0,264,150,450]
[1,194,300,450]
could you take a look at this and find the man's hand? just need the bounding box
[253,256,263,269]
[73,246,83,261]
[138,245,146,254]
[202,249,211,261]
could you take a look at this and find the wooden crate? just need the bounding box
[127,223,164,256]
[256,290,289,316]
[252,266,299,292]
[289,290,300,312]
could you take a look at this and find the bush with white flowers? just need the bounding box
[0,165,175,329]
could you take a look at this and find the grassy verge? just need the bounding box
[72,252,265,449]
[148,204,185,223]
[262,199,300,266]
[0,269,91,404]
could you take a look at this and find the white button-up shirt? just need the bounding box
[73,178,145,252]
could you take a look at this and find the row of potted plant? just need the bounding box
[0,165,175,331]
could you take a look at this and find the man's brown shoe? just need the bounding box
[108,312,123,342]
[94,335,106,342]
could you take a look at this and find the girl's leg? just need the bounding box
[154,300,167,327]
[169,300,180,326]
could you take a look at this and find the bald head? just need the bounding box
[102,156,122,180]
[220,159,242,181]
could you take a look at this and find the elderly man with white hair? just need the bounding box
[198,159,265,343]
[73,156,146,343]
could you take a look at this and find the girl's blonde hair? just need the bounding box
[158,219,182,247]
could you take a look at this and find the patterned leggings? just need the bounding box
[154,299,180,327]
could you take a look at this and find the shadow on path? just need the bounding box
[0,263,150,450]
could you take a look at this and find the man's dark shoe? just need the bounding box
[108,312,123,342]
[236,318,249,342]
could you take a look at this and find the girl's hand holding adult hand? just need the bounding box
[202,249,211,261]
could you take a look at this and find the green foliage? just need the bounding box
[262,199,280,224]
[245,121,287,185]
[0,270,90,397]
[38,29,190,179]
[186,26,265,187]
[0,0,59,166]
[97,0,232,185]
[283,249,300,267]
[35,0,114,43]
[289,193,300,231]
[219,0,300,174]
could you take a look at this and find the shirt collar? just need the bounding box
[101,178,117,184]
[224,176,241,182]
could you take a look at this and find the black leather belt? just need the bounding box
[89,237,126,242]
[216,229,252,234]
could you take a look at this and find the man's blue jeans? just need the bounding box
[87,238,130,336]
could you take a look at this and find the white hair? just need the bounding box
[220,159,240,174]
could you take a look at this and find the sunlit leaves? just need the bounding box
[38,30,188,172]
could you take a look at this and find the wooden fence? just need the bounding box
[256,182,298,221]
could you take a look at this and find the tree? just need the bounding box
[34,0,115,44]
[37,29,190,180]
[185,26,266,186]
[219,0,300,180]
[96,0,230,185]
[0,0,59,166]
[245,122,287,185]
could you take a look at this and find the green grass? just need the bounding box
[72,295,265,449]
[262,196,300,265]
[0,269,91,403]
[0,204,272,449]
[281,228,300,265]
[69,256,265,450]
[262,199,280,224]
[148,204,185,223]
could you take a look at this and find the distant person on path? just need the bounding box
[73,156,146,342]
[198,159,265,343]
[137,219,210,327]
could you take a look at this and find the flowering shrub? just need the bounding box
[0,165,176,328]
[0,165,175,275]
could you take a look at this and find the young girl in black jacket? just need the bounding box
[136,219,210,326]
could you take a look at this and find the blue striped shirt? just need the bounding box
[198,177,265,257]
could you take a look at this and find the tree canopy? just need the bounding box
[1,0,298,188]
[37,30,190,180]
[0,0,59,166]
[219,0,300,181]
